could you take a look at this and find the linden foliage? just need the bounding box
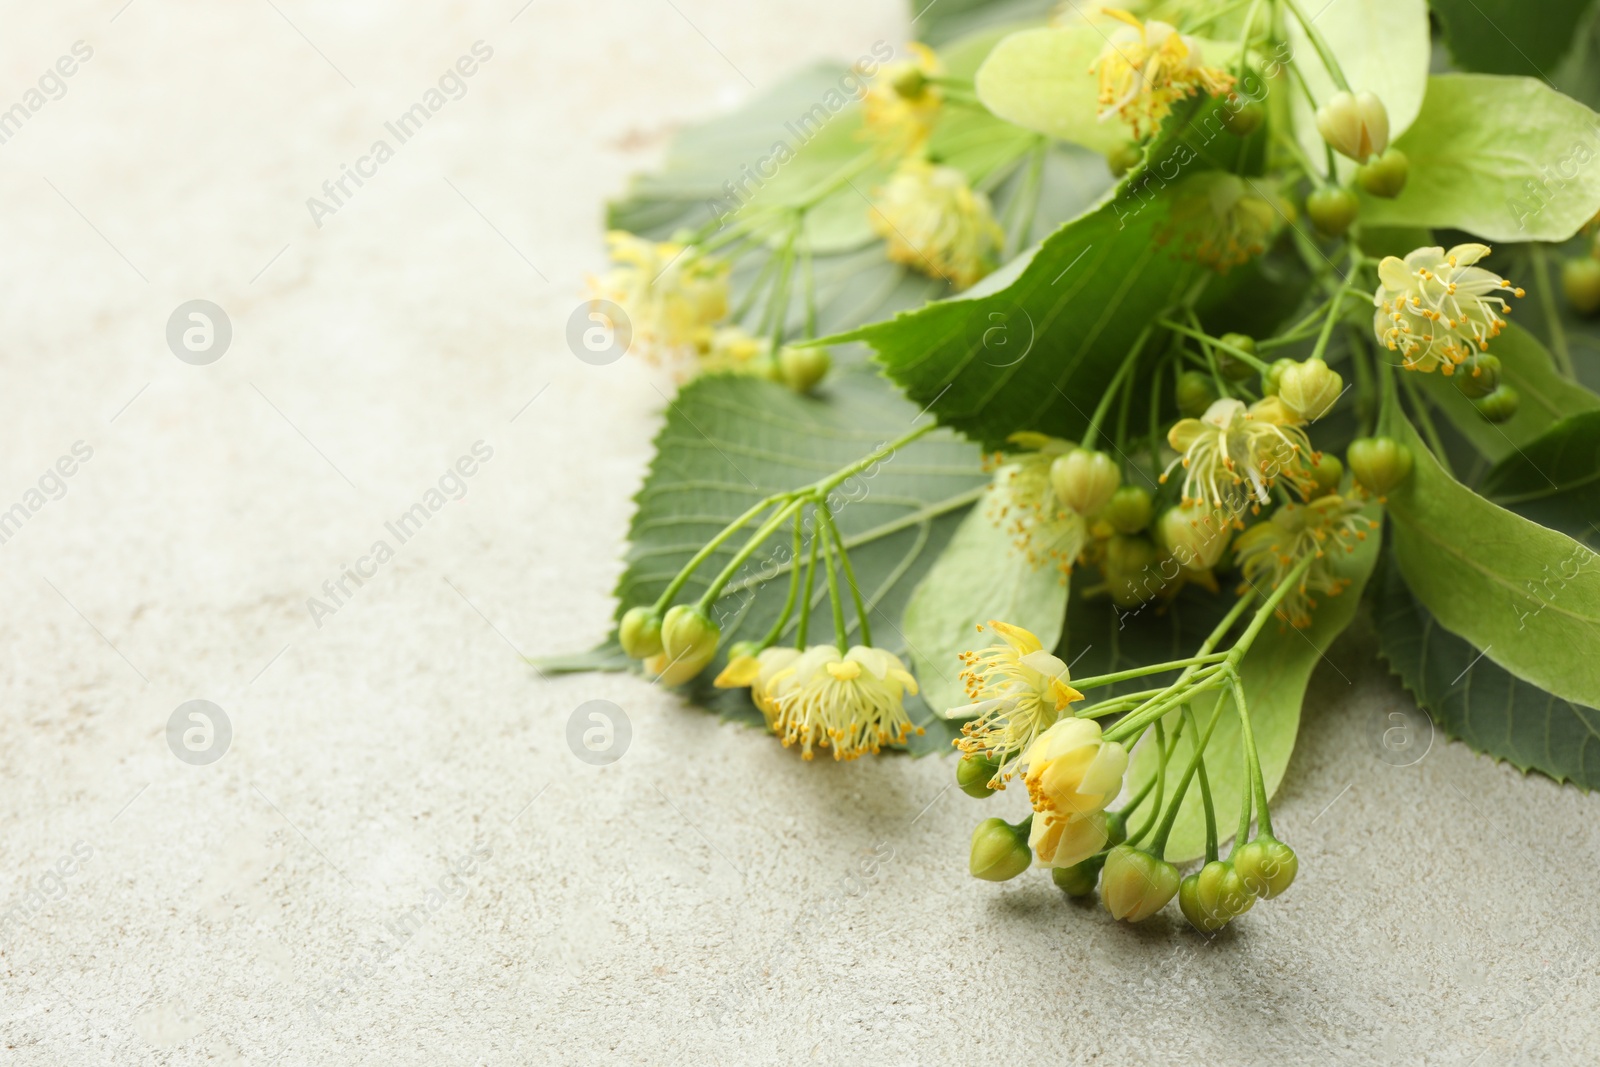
[556,0,1600,930]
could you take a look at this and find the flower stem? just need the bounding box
[1072,653,1229,693]
[794,520,820,647]
[654,494,786,611]
[1083,326,1152,448]
[1282,0,1352,93]
[1230,671,1273,838]
[760,508,807,649]
[1150,697,1225,857]
[695,499,805,611]
[819,505,872,646]
[1187,703,1220,862]
[819,518,848,654]
[1530,244,1576,378]
[1161,318,1271,373]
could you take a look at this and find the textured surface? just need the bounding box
[1,2,1598,1064]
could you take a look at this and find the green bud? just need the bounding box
[956,753,1001,799]
[1196,859,1254,920]
[1306,187,1359,237]
[1107,140,1144,178]
[969,817,1032,882]
[1100,845,1180,922]
[1233,835,1299,899]
[1220,99,1263,137]
[1314,90,1389,162]
[1474,384,1521,423]
[1356,147,1409,199]
[1278,357,1343,422]
[658,604,721,681]
[1050,448,1121,516]
[619,606,664,659]
[778,345,831,393]
[1261,357,1297,397]
[1052,854,1105,897]
[890,65,928,100]
[1347,436,1413,497]
[724,640,760,661]
[1102,534,1162,608]
[1562,256,1600,315]
[1179,873,1228,932]
[1454,352,1502,399]
[1104,809,1128,848]
[1176,370,1218,417]
[1215,333,1258,381]
[1104,486,1154,534]
[1157,502,1233,571]
[1308,452,1343,497]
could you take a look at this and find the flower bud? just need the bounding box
[1179,873,1228,932]
[1261,357,1297,397]
[1357,147,1409,198]
[1100,845,1180,922]
[778,344,830,393]
[1176,370,1218,417]
[1215,333,1258,381]
[1052,854,1104,897]
[1102,534,1162,608]
[1307,452,1344,497]
[1277,357,1343,422]
[1232,835,1299,899]
[1158,502,1233,571]
[1474,384,1520,423]
[1050,449,1121,516]
[1104,486,1154,534]
[619,606,664,659]
[1220,98,1263,137]
[1347,436,1413,496]
[969,817,1032,882]
[1315,90,1389,162]
[890,63,929,100]
[956,752,1001,799]
[1196,859,1254,919]
[1562,256,1600,315]
[1107,140,1144,178]
[1305,187,1359,237]
[1454,353,1501,399]
[652,604,720,685]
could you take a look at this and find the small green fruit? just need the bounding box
[1179,873,1228,932]
[1474,384,1521,423]
[1233,835,1299,899]
[969,818,1032,882]
[1307,452,1344,497]
[1176,370,1218,417]
[778,345,831,393]
[1356,147,1409,199]
[1104,486,1154,535]
[1306,187,1360,237]
[1454,353,1501,399]
[1347,436,1413,496]
[1261,357,1297,397]
[956,753,1001,799]
[1562,256,1600,315]
[1215,333,1258,381]
[1052,855,1104,897]
[1220,99,1263,137]
[619,607,664,659]
[1100,845,1180,922]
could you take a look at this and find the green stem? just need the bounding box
[1530,245,1576,378]
[1400,372,1454,479]
[1188,704,1220,862]
[818,506,871,646]
[1161,319,1271,373]
[1103,592,1255,743]
[760,508,808,649]
[1282,0,1351,92]
[696,499,805,611]
[794,520,820,647]
[1128,719,1172,846]
[1071,653,1228,692]
[1151,697,1226,857]
[654,495,785,611]
[1225,554,1316,668]
[819,516,848,653]
[1084,326,1152,448]
[1230,671,1273,838]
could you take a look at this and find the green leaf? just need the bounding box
[1289,0,1430,167]
[974,26,1139,154]
[1376,557,1600,787]
[1413,323,1600,461]
[1433,0,1595,78]
[900,484,1070,718]
[1357,74,1600,242]
[1123,511,1382,863]
[1383,409,1600,708]
[1480,409,1600,538]
[604,369,988,747]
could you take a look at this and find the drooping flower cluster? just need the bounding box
[1232,494,1379,627]
[735,644,921,761]
[951,620,1083,784]
[1022,717,1128,869]
[1160,173,1280,272]
[862,42,944,156]
[1089,10,1234,138]
[986,433,1090,578]
[1372,243,1524,374]
[1161,397,1315,514]
[589,231,729,367]
[870,159,1005,289]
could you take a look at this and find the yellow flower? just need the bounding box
[1159,172,1279,272]
[869,159,1004,289]
[1021,717,1128,869]
[952,621,1084,783]
[766,645,921,760]
[986,434,1089,578]
[862,42,943,156]
[589,231,729,366]
[1161,397,1314,513]
[1090,10,1235,139]
[1233,494,1378,627]
[1372,244,1524,374]
[713,646,801,727]
[696,325,774,377]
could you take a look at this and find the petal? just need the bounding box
[1445,242,1491,266]
[943,697,1004,720]
[1019,649,1069,678]
[984,620,1043,655]
[713,655,761,689]
[1079,741,1129,797]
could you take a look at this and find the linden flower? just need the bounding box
[697,325,773,377]
[1161,397,1314,512]
[869,159,1004,289]
[1372,244,1525,374]
[986,433,1090,578]
[951,620,1085,785]
[1090,9,1234,139]
[1233,494,1379,627]
[765,645,922,761]
[862,42,943,156]
[589,231,729,366]
[713,646,801,728]
[1022,717,1129,869]
[1160,173,1279,272]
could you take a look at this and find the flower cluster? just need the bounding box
[862,42,943,156]
[952,621,1083,784]
[589,231,728,367]
[1090,10,1234,138]
[870,159,1005,289]
[1232,494,1378,627]
[985,434,1090,578]
[1162,397,1316,513]
[1372,244,1524,374]
[1160,173,1280,273]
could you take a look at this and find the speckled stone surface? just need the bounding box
[1,2,1597,1064]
